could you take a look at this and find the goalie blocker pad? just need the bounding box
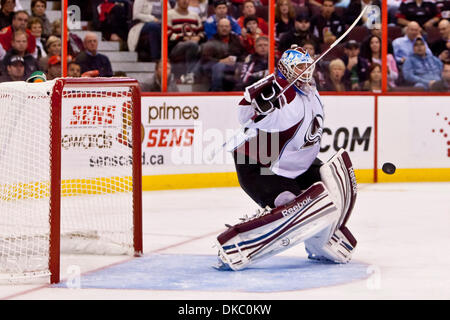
[215,182,339,271]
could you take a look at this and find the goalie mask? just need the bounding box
[277,45,315,92]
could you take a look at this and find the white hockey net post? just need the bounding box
[0,78,143,283]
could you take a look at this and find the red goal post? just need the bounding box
[0,77,142,284]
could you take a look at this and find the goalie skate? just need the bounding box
[305,226,357,263]
[215,182,339,271]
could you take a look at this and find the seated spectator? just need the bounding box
[402,37,443,89]
[435,0,450,20]
[188,0,208,22]
[46,54,60,80]
[237,0,269,35]
[168,0,205,83]
[51,18,83,59]
[360,35,382,65]
[97,0,130,42]
[197,17,246,91]
[228,0,241,16]
[310,0,345,46]
[275,0,296,38]
[204,0,241,40]
[240,15,266,54]
[431,19,450,62]
[0,55,26,81]
[2,30,39,78]
[345,0,382,27]
[30,0,51,39]
[392,21,432,65]
[50,18,62,38]
[302,39,327,88]
[28,17,46,60]
[387,0,402,25]
[0,0,16,30]
[278,13,319,54]
[142,59,179,92]
[0,11,36,55]
[67,61,81,77]
[362,62,382,92]
[39,35,60,72]
[127,0,161,62]
[360,35,398,88]
[342,39,369,90]
[237,35,269,90]
[430,60,450,91]
[396,0,440,29]
[75,32,113,77]
[320,58,351,91]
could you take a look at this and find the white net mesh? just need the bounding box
[0,79,138,280]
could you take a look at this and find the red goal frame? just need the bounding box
[48,78,143,284]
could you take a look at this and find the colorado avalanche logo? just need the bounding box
[302,114,323,149]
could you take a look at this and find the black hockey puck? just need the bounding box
[382,162,396,174]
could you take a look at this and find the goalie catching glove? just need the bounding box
[244,74,291,115]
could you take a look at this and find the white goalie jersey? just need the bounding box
[231,84,325,179]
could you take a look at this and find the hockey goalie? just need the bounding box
[214,45,358,271]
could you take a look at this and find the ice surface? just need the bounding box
[1,182,449,299]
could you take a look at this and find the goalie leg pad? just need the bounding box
[215,182,339,271]
[304,149,358,263]
[319,148,357,228]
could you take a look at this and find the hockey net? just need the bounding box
[0,78,142,283]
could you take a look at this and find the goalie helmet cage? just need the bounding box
[0,77,143,284]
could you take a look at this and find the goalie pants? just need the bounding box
[233,153,323,209]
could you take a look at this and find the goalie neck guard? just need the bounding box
[277,45,315,94]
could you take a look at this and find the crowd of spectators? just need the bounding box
[0,0,449,92]
[156,0,450,92]
[0,0,115,83]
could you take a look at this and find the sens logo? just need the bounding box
[70,104,116,126]
[147,128,194,148]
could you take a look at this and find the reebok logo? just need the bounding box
[281,197,312,217]
[348,167,358,195]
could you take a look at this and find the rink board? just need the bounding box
[139,95,376,189]
[377,96,450,182]
[139,93,450,188]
